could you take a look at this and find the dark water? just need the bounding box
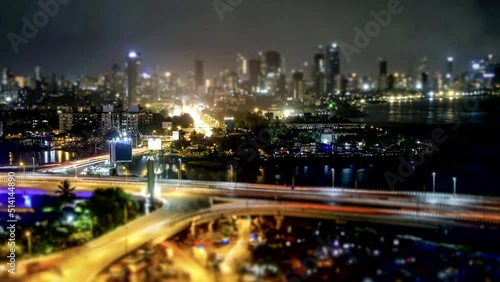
[120,97,500,196]
[0,145,76,166]
[351,97,491,125]
[3,97,500,196]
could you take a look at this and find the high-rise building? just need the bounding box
[237,54,248,80]
[379,58,388,75]
[312,45,327,95]
[261,51,282,75]
[195,60,204,87]
[34,65,41,81]
[1,68,8,86]
[326,43,340,93]
[313,45,325,78]
[446,57,454,80]
[126,51,141,106]
[249,59,261,91]
[418,56,429,91]
[292,70,305,101]
[378,58,388,90]
[259,51,284,95]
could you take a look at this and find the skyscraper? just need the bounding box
[261,51,282,75]
[249,59,261,91]
[418,56,429,91]
[237,54,248,80]
[292,70,305,101]
[379,58,388,75]
[34,65,41,81]
[312,45,327,95]
[326,43,340,93]
[313,45,325,78]
[446,57,454,80]
[195,60,204,87]
[259,51,284,95]
[126,51,140,106]
[378,58,388,90]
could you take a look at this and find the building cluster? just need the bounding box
[1,45,500,138]
[58,104,153,136]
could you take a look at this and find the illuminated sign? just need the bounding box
[148,138,162,151]
[172,131,180,141]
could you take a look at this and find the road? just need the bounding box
[3,173,500,216]
[2,173,500,281]
[8,197,500,282]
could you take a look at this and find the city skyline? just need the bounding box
[0,0,499,79]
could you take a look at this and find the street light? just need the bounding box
[25,231,32,257]
[452,177,457,196]
[32,157,35,173]
[331,168,335,188]
[123,166,128,182]
[178,158,182,185]
[432,172,436,193]
[20,162,25,175]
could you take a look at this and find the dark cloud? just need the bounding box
[0,0,498,79]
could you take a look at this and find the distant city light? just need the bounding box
[128,51,138,58]
[448,57,454,62]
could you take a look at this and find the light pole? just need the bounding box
[32,157,35,173]
[229,165,234,182]
[74,165,78,179]
[331,168,335,188]
[20,162,25,175]
[452,177,457,196]
[25,231,32,257]
[178,158,182,185]
[432,172,436,193]
[123,166,128,182]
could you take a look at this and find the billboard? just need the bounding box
[172,131,180,141]
[162,122,172,129]
[148,138,162,151]
[110,140,133,164]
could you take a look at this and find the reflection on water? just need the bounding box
[0,150,75,165]
[351,98,488,124]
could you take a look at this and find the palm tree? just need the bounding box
[55,180,77,206]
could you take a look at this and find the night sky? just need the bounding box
[0,0,499,79]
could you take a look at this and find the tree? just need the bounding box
[55,180,77,207]
[173,113,194,129]
[85,187,140,236]
[234,111,270,132]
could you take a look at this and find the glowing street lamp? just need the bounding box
[452,177,457,196]
[331,168,335,188]
[25,231,32,257]
[178,158,182,185]
[432,172,436,193]
[20,162,25,174]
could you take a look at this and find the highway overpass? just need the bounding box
[2,173,500,282]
